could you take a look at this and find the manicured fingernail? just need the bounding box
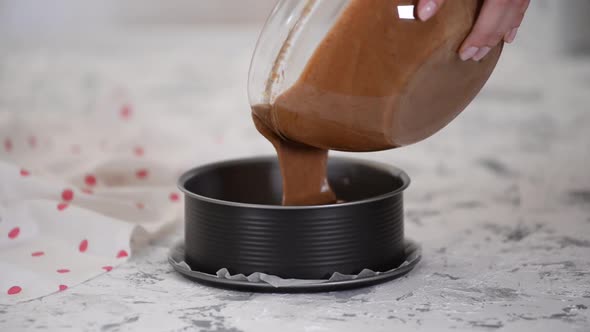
[505,27,518,43]
[473,47,491,61]
[418,1,438,21]
[460,47,479,61]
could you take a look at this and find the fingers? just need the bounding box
[460,0,530,61]
[417,0,446,21]
[504,0,530,43]
[504,27,519,44]
[417,0,530,61]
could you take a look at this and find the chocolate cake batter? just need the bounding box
[252,0,500,206]
[252,111,336,206]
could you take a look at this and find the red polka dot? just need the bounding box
[57,203,69,211]
[102,266,113,272]
[3,138,13,152]
[57,269,70,274]
[79,239,88,253]
[62,189,74,202]
[120,104,133,120]
[7,286,21,295]
[59,285,68,292]
[31,251,45,257]
[71,145,81,155]
[20,168,30,177]
[82,188,93,195]
[169,193,180,202]
[136,169,149,180]
[28,136,37,148]
[134,146,144,157]
[8,227,20,239]
[136,202,145,210]
[117,250,129,258]
[84,174,97,186]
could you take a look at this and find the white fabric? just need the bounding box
[0,108,186,304]
[0,29,272,304]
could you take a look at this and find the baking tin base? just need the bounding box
[169,239,421,293]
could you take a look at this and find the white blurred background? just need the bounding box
[0,0,588,54]
[0,0,588,122]
[0,0,276,28]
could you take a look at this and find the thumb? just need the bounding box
[417,0,446,21]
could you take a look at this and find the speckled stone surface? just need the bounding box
[0,24,589,331]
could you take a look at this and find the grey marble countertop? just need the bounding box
[1,25,589,332]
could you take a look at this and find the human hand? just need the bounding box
[417,0,530,61]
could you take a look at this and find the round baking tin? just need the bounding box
[177,156,414,286]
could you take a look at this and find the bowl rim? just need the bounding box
[177,156,410,210]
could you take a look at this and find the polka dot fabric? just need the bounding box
[0,106,186,304]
